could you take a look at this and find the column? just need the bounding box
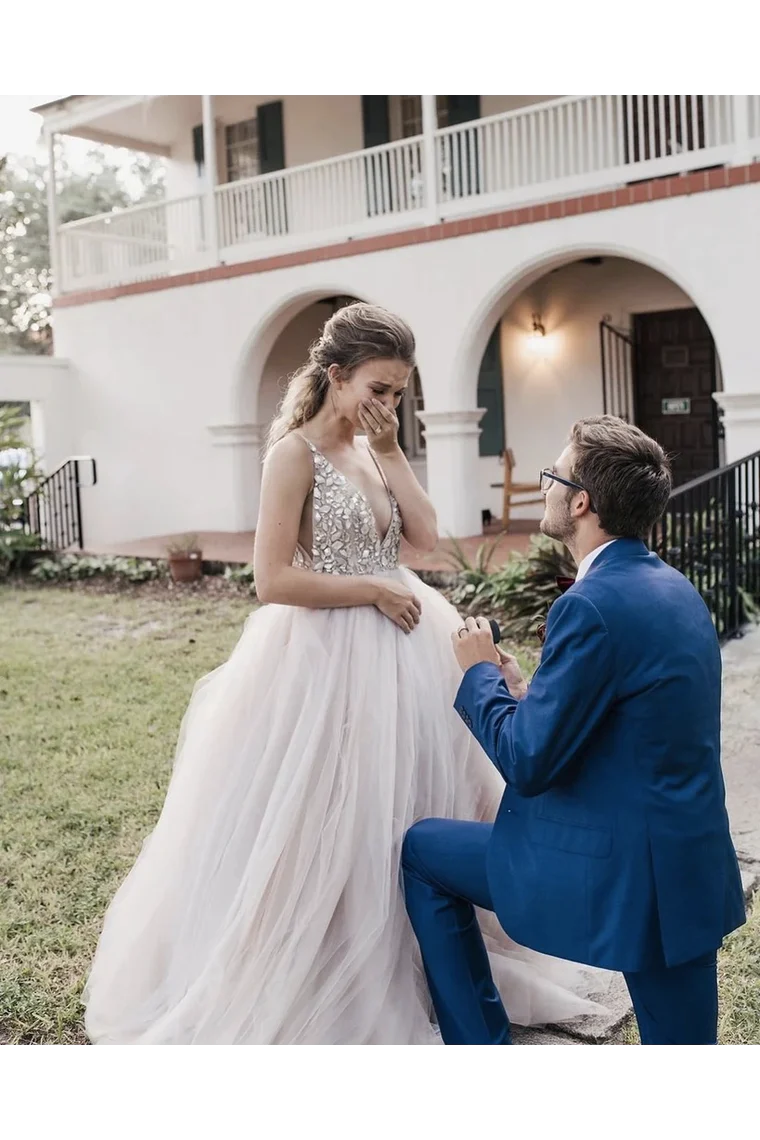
[416,409,485,538]
[421,94,438,222]
[713,392,760,464]
[201,94,220,262]
[45,130,60,295]
[207,422,266,531]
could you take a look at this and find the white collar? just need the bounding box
[575,539,618,582]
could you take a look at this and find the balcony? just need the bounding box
[54,95,760,295]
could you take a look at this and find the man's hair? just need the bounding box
[569,416,672,540]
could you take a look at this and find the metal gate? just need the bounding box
[600,317,635,422]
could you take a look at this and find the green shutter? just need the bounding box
[257,101,285,173]
[361,96,390,148]
[192,124,205,175]
[361,96,391,217]
[445,96,481,125]
[256,101,287,235]
[445,96,481,195]
[477,326,505,457]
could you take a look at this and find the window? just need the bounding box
[398,370,426,458]
[398,96,450,138]
[225,119,259,183]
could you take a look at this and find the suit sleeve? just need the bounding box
[454,593,616,797]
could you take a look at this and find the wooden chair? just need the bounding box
[490,448,544,531]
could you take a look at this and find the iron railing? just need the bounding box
[652,450,760,640]
[24,457,97,551]
[600,318,635,422]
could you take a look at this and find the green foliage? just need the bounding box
[0,147,165,354]
[30,554,163,584]
[0,403,44,530]
[0,401,29,450]
[165,533,202,557]
[223,563,256,593]
[448,534,576,640]
[0,530,45,578]
[656,502,760,630]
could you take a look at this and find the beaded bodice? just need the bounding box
[293,440,402,576]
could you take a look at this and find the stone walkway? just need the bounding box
[515,623,760,1046]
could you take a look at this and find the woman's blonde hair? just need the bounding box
[266,302,416,452]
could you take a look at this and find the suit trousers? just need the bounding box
[401,818,719,1045]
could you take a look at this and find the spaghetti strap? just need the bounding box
[293,432,317,456]
[366,442,391,495]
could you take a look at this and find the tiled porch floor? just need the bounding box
[86,520,539,573]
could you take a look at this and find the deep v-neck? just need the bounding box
[302,436,396,546]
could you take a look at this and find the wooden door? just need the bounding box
[632,308,718,484]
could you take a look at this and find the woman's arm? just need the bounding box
[360,399,438,553]
[253,435,422,632]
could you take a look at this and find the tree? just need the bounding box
[0,147,165,354]
[0,401,40,531]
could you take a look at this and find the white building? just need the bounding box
[11,94,760,546]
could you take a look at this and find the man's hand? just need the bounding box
[495,646,529,700]
[451,616,500,673]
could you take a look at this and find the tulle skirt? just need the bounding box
[84,569,613,1043]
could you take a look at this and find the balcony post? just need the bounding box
[730,95,754,166]
[44,129,60,296]
[201,94,220,262]
[421,94,438,221]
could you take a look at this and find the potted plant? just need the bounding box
[166,533,203,583]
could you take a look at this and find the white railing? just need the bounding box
[215,136,425,250]
[436,95,736,206]
[58,195,206,292]
[57,95,760,294]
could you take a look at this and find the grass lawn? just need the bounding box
[616,895,760,1044]
[1,584,757,1045]
[1,584,256,1044]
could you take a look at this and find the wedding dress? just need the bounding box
[84,439,613,1044]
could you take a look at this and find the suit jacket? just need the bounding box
[455,538,745,972]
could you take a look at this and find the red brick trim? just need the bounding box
[55,162,760,309]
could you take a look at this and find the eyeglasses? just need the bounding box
[539,469,585,494]
[539,469,597,512]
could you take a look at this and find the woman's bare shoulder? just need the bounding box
[263,433,314,482]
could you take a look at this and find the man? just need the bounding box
[402,416,745,1045]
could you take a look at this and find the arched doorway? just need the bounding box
[468,254,724,525]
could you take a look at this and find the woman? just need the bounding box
[84,303,612,1044]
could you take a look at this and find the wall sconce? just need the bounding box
[528,312,553,357]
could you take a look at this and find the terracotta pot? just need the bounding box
[168,552,203,583]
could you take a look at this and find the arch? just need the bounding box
[453,240,724,408]
[233,281,435,425]
[228,284,430,529]
[233,283,383,424]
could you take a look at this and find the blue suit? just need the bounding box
[402,539,745,1044]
